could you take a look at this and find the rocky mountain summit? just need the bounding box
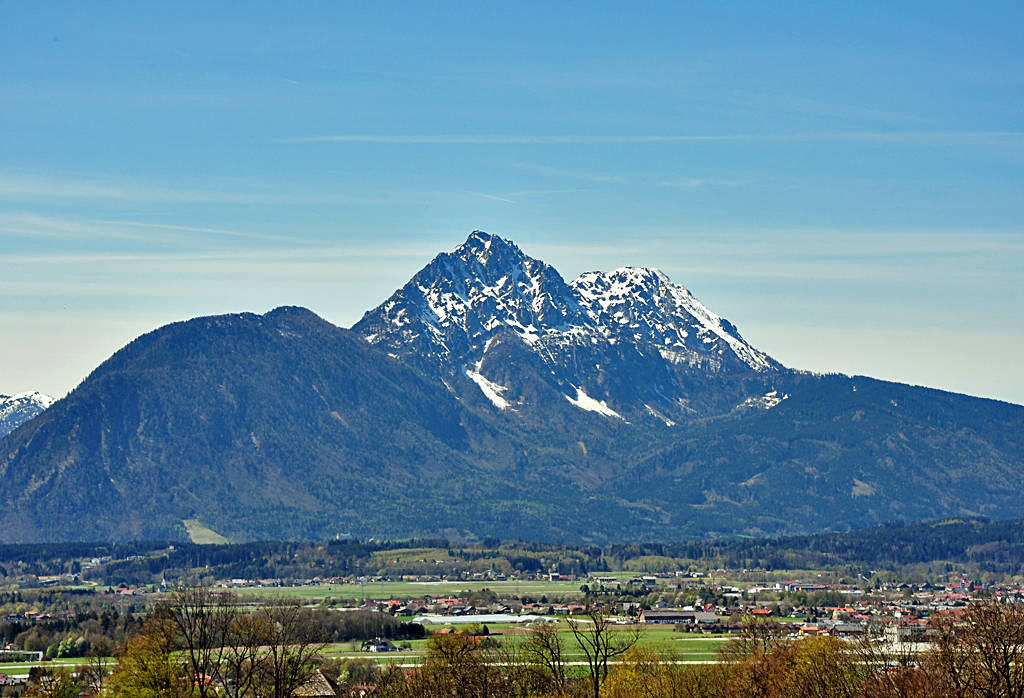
[355,231,780,422]
[0,391,55,438]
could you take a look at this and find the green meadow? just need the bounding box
[239,578,590,601]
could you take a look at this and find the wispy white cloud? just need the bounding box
[508,189,587,196]
[0,213,155,242]
[0,173,426,206]
[455,187,588,204]
[283,132,1024,145]
[459,190,516,204]
[529,227,1024,286]
[659,178,751,189]
[510,162,622,182]
[0,175,144,201]
[95,220,321,245]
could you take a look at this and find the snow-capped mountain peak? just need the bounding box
[570,266,774,372]
[0,391,55,438]
[353,231,780,421]
[356,231,589,363]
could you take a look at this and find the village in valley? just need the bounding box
[2,540,1021,695]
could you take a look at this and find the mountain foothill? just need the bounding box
[2,231,1023,544]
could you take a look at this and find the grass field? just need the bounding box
[240,578,589,600]
[320,623,733,665]
[0,625,734,679]
[183,519,229,544]
[0,656,109,679]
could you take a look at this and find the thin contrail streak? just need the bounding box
[460,190,516,203]
[281,132,1024,145]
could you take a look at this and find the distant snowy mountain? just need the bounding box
[0,391,55,437]
[354,231,781,422]
[570,267,775,373]
[3,244,1024,544]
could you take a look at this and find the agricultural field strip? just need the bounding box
[0,634,737,675]
[0,624,729,678]
[238,580,590,598]
[0,657,100,678]
[0,636,730,676]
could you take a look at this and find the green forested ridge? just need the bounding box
[622,374,1024,537]
[0,308,660,543]
[1,307,1023,544]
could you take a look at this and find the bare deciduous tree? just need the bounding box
[721,619,786,662]
[521,622,568,694]
[929,599,1024,698]
[256,599,327,698]
[165,587,237,697]
[566,609,643,698]
[855,623,943,698]
[221,610,272,698]
[142,588,328,698]
[78,653,112,697]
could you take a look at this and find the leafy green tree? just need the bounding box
[107,616,185,698]
[55,636,76,658]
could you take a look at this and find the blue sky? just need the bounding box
[2,2,1022,404]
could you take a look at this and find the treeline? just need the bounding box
[22,588,426,698]
[0,538,604,586]
[3,516,1024,587]
[619,516,1024,573]
[0,589,147,658]
[0,539,451,586]
[1,603,142,659]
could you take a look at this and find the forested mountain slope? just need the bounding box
[2,233,1023,543]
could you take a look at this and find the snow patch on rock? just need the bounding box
[464,369,511,410]
[738,390,788,411]
[565,387,622,419]
[645,404,677,426]
[571,267,774,373]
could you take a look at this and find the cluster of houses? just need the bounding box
[214,567,583,590]
[299,573,1024,644]
[0,672,24,689]
[3,609,76,623]
[292,669,377,698]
